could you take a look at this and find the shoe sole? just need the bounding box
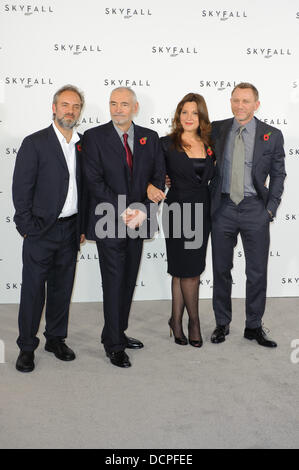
[16,364,34,373]
[244,335,277,347]
[110,361,131,368]
[189,341,203,348]
[174,340,188,345]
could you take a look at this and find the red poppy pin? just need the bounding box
[77,143,82,152]
[139,137,147,145]
[207,146,213,156]
[263,132,272,142]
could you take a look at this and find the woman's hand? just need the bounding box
[147,183,166,203]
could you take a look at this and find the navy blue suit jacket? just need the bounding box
[210,117,286,218]
[82,121,165,241]
[12,124,86,248]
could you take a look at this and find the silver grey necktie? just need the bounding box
[230,126,245,205]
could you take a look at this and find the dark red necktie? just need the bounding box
[123,133,133,172]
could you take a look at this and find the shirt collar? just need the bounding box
[113,121,134,140]
[52,122,80,145]
[232,116,256,134]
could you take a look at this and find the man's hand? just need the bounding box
[121,208,147,229]
[80,234,86,243]
[147,183,166,203]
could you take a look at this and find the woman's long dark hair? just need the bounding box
[169,93,212,151]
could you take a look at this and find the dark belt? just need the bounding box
[57,213,77,223]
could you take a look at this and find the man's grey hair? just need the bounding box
[110,87,137,104]
[52,84,85,120]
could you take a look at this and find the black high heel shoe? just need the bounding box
[189,337,203,348]
[188,322,203,348]
[168,318,188,345]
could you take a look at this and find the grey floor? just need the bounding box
[1,298,299,449]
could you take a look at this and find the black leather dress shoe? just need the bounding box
[16,351,35,373]
[211,325,230,344]
[45,339,76,361]
[244,327,277,348]
[125,336,144,349]
[106,350,131,368]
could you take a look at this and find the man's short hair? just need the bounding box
[52,84,85,109]
[110,87,137,104]
[232,82,259,101]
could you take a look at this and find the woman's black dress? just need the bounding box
[161,135,215,278]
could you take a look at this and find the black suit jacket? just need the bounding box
[82,121,165,240]
[210,117,286,218]
[12,124,86,248]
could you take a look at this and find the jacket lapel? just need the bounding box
[75,137,82,182]
[218,119,233,173]
[132,123,143,181]
[104,120,127,166]
[252,117,266,175]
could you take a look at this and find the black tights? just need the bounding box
[170,276,201,341]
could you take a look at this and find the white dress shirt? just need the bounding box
[52,122,80,217]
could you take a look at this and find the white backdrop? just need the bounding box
[1,0,299,303]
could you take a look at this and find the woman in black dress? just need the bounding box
[147,93,214,347]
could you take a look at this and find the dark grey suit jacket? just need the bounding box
[210,117,286,218]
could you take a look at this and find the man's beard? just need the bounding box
[111,114,133,126]
[56,114,78,129]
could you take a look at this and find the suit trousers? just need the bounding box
[96,236,143,353]
[211,195,270,329]
[17,218,77,351]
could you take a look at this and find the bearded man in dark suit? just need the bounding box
[13,85,86,372]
